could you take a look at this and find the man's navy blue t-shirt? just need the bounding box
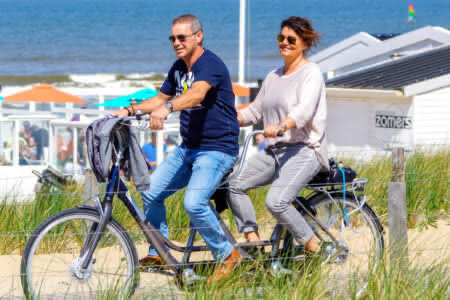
[160,49,239,156]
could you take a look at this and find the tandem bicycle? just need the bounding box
[20,115,384,298]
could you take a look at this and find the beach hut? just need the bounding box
[310,26,450,80]
[324,44,450,155]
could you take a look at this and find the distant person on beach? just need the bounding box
[30,124,48,161]
[56,128,73,167]
[141,132,167,172]
[71,105,89,122]
[253,121,265,151]
[227,17,329,256]
[112,14,240,282]
[22,121,32,143]
[254,133,265,151]
[19,132,32,165]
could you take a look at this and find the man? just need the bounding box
[113,14,240,282]
[141,132,167,171]
[255,133,265,151]
[30,124,46,161]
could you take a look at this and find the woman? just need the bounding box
[228,16,329,253]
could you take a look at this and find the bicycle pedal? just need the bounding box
[294,254,308,262]
[182,268,206,285]
[331,248,349,264]
[145,267,160,273]
[270,260,294,276]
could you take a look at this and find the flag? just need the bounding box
[408,3,416,24]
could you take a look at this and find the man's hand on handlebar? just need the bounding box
[109,102,169,130]
[111,108,130,118]
[150,104,170,130]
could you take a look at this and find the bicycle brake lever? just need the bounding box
[135,110,144,120]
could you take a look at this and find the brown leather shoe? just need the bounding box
[208,248,241,284]
[139,255,164,270]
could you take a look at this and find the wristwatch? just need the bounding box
[164,101,174,113]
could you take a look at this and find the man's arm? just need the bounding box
[171,81,211,112]
[150,81,212,130]
[111,92,172,117]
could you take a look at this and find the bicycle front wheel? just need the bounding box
[21,208,139,299]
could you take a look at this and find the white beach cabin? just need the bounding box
[324,44,450,156]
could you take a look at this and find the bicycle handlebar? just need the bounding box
[119,110,149,122]
[111,113,285,183]
[223,129,283,183]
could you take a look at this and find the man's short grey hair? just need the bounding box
[172,14,203,33]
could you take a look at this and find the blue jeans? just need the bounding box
[141,145,236,261]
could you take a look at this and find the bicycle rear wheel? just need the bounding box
[302,193,384,279]
[21,208,139,299]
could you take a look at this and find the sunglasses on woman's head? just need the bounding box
[277,34,297,45]
[169,32,198,43]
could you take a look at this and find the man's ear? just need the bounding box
[196,31,204,44]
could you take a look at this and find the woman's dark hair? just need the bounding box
[281,17,320,54]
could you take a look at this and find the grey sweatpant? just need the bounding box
[227,143,321,244]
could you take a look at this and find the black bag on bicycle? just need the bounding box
[309,159,357,186]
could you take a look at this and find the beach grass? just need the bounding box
[338,147,449,226]
[168,254,449,300]
[0,148,448,298]
[0,148,448,255]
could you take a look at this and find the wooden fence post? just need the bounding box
[388,147,408,265]
[83,168,99,205]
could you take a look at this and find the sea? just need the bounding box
[0,0,449,86]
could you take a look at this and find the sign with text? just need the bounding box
[375,111,412,129]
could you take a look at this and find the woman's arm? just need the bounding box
[288,68,324,130]
[237,111,245,126]
[238,79,266,127]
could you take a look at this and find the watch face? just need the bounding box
[165,101,173,112]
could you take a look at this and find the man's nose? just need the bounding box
[173,39,181,47]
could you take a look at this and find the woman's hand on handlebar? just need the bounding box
[264,124,284,138]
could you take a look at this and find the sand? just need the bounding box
[0,220,448,298]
